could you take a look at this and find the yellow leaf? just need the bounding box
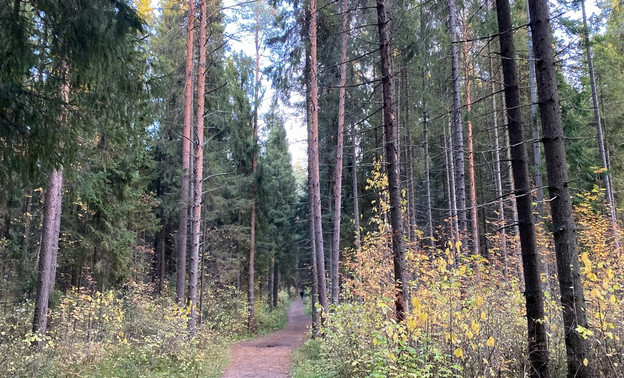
[610,295,616,304]
[476,296,484,307]
[465,330,474,339]
[471,320,481,334]
[453,348,464,359]
[486,336,495,347]
[583,358,588,367]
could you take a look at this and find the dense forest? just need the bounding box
[1,0,623,376]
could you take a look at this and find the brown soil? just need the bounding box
[221,299,310,378]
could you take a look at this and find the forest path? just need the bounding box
[221,299,310,378]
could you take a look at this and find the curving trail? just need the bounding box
[221,299,310,378]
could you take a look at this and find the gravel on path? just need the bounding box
[221,299,311,378]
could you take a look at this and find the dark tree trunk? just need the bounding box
[177,0,195,306]
[495,0,550,375]
[376,0,408,321]
[527,0,590,375]
[272,261,278,309]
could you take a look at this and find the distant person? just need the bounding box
[300,289,304,301]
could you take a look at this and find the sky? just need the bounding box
[222,0,308,170]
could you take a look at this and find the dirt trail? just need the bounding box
[221,299,310,378]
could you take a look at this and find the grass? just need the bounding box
[291,339,334,378]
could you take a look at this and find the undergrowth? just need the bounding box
[0,283,291,377]
[291,184,623,377]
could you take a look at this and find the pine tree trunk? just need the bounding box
[526,0,544,221]
[188,0,206,337]
[308,0,329,318]
[404,71,417,243]
[351,79,361,252]
[448,0,467,249]
[330,0,349,304]
[527,0,590,375]
[462,19,480,256]
[445,123,460,246]
[581,0,620,252]
[488,46,509,280]
[495,0,550,374]
[177,0,195,306]
[32,167,64,337]
[420,21,434,251]
[33,60,69,338]
[376,0,408,321]
[306,44,320,336]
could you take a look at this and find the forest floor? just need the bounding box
[222,299,310,378]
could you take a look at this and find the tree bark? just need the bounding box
[188,0,207,337]
[308,0,329,318]
[420,5,434,251]
[488,48,509,281]
[448,0,467,250]
[526,0,544,221]
[495,0,550,374]
[461,18,480,256]
[32,167,64,337]
[32,59,69,338]
[177,0,195,306]
[330,0,349,304]
[272,260,278,309]
[581,0,620,252]
[305,41,320,336]
[527,0,590,375]
[376,0,408,321]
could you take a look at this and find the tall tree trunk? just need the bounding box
[581,0,620,251]
[376,0,408,321]
[330,0,349,304]
[527,0,590,375]
[462,18,480,256]
[448,0,467,249]
[33,60,69,338]
[351,81,361,252]
[420,4,434,250]
[495,0,550,374]
[177,0,195,306]
[488,51,509,281]
[445,122,460,246]
[306,43,320,336]
[188,0,207,337]
[526,0,544,220]
[308,0,329,318]
[404,71,417,243]
[248,0,262,332]
[32,167,64,337]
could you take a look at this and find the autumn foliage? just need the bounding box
[298,170,624,377]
